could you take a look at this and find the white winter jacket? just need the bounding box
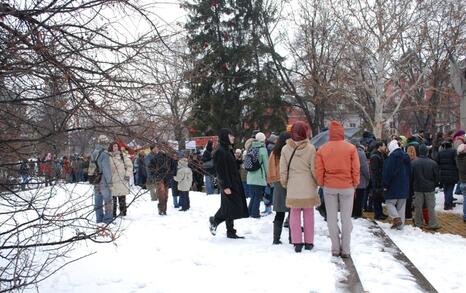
[174,159,193,192]
[109,151,133,197]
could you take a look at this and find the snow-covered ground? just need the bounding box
[22,184,466,293]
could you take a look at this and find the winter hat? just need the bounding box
[97,135,110,144]
[388,139,400,155]
[329,121,344,141]
[452,130,465,141]
[255,132,266,142]
[457,143,466,155]
[291,121,309,141]
[267,133,278,144]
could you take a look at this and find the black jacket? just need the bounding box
[456,153,466,183]
[437,148,459,185]
[213,128,249,220]
[411,146,439,192]
[370,150,384,192]
[202,149,216,174]
[147,151,171,183]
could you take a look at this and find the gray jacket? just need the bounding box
[357,146,370,189]
[92,144,112,187]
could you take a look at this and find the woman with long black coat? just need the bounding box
[437,140,459,210]
[209,128,249,239]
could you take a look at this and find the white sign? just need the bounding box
[185,140,196,150]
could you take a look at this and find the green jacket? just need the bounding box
[246,141,269,186]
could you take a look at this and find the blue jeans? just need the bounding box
[461,183,466,220]
[248,185,264,218]
[205,175,215,195]
[21,174,28,190]
[170,179,179,208]
[443,184,455,209]
[95,185,113,224]
[242,182,250,198]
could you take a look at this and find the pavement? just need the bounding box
[362,205,466,238]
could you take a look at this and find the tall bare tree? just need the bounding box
[332,0,423,137]
[0,1,175,291]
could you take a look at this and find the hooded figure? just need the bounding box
[315,121,360,258]
[382,139,411,229]
[209,128,249,239]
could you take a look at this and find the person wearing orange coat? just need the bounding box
[315,121,360,258]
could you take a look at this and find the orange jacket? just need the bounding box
[315,121,360,188]
[267,152,280,184]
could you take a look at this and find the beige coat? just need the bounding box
[109,151,132,197]
[280,139,320,208]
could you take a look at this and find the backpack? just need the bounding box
[88,149,104,184]
[243,147,261,172]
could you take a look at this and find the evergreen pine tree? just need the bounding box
[183,0,287,140]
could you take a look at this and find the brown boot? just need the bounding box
[390,217,402,229]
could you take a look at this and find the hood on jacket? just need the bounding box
[178,158,189,168]
[390,147,411,164]
[251,140,265,148]
[286,138,309,151]
[419,144,428,157]
[206,140,213,152]
[388,140,400,155]
[244,137,255,151]
[329,121,344,141]
[219,128,233,147]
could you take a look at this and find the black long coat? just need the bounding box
[213,130,249,220]
[437,148,459,185]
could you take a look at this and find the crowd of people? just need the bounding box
[21,124,466,257]
[207,123,466,257]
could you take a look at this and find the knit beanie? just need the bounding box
[255,132,266,142]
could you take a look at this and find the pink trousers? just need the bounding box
[290,208,314,244]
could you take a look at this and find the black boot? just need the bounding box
[294,243,303,253]
[209,217,218,236]
[304,243,314,250]
[273,221,283,245]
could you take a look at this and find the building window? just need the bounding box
[349,123,356,128]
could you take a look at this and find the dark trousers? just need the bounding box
[213,215,235,235]
[113,195,127,217]
[274,212,285,224]
[373,190,384,218]
[405,193,413,219]
[179,191,190,210]
[444,184,455,209]
[352,188,365,218]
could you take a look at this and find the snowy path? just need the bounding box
[29,185,466,293]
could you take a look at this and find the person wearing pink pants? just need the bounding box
[290,208,315,249]
[280,121,320,253]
